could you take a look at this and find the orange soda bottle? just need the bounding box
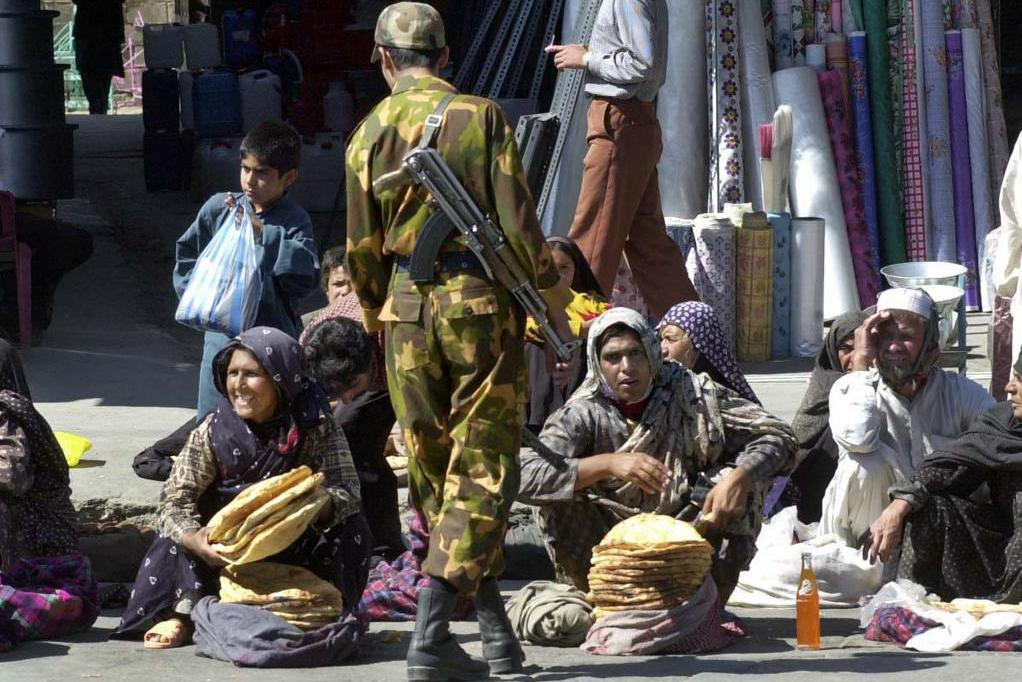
[796,551,821,650]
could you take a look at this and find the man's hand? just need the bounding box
[607,452,671,495]
[181,527,228,568]
[864,499,912,564]
[849,310,891,371]
[701,467,754,532]
[545,43,588,70]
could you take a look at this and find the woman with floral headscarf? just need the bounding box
[657,302,758,404]
[113,327,370,649]
[518,308,796,602]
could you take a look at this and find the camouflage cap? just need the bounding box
[371,2,446,63]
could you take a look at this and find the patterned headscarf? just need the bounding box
[656,302,759,404]
[575,307,663,405]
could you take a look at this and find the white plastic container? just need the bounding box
[143,24,184,69]
[195,136,242,199]
[184,22,220,71]
[289,133,345,213]
[239,69,283,133]
[323,81,354,134]
[179,70,194,130]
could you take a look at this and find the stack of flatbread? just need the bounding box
[207,465,331,565]
[587,513,714,620]
[220,562,343,630]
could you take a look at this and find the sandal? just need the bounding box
[143,618,191,649]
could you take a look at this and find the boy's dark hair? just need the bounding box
[320,246,347,292]
[383,46,444,70]
[240,120,302,174]
[303,318,371,398]
[596,323,642,355]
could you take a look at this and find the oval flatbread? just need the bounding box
[208,466,313,542]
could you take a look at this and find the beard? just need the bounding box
[876,354,917,387]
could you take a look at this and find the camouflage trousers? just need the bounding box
[384,271,525,596]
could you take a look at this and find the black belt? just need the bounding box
[396,251,485,276]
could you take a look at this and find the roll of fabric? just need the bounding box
[773,67,859,318]
[665,217,696,262]
[736,212,773,361]
[831,0,842,32]
[818,68,878,307]
[920,0,956,262]
[975,0,1010,199]
[962,28,994,310]
[688,214,738,350]
[945,30,979,310]
[815,0,832,37]
[768,212,792,359]
[658,0,708,220]
[824,33,850,113]
[847,32,882,278]
[911,0,931,257]
[863,0,905,266]
[708,0,744,209]
[790,217,826,357]
[899,0,928,261]
[806,43,827,70]
[772,0,795,69]
[804,0,816,44]
[739,0,776,213]
[791,0,806,65]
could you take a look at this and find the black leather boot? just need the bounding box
[474,578,525,674]
[406,586,490,681]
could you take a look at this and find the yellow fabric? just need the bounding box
[735,212,773,361]
[525,290,610,344]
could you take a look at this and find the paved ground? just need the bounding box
[7,113,1009,678]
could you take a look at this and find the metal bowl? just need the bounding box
[918,284,965,349]
[880,261,967,289]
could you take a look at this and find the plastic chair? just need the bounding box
[0,192,32,347]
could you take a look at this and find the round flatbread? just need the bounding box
[218,472,326,546]
[208,466,313,542]
[598,514,706,547]
[228,488,332,565]
[220,561,342,608]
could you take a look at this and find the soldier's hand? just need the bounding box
[545,43,588,70]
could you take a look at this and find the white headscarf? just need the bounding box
[572,307,662,406]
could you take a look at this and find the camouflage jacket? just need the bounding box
[345,74,570,332]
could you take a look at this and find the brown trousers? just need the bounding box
[568,97,698,319]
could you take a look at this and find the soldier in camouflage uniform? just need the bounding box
[345,4,573,680]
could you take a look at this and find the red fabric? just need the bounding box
[818,68,879,308]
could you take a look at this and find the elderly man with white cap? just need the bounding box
[818,288,994,551]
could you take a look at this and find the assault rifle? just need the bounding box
[399,147,580,362]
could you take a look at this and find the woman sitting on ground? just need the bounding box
[525,236,611,432]
[657,302,759,404]
[787,311,868,523]
[518,308,796,602]
[865,352,1022,602]
[113,327,370,649]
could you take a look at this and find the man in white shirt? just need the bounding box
[819,288,994,547]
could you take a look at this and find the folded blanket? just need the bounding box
[0,553,99,652]
[192,597,363,668]
[506,580,594,647]
[581,577,745,656]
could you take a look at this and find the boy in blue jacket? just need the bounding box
[174,121,320,420]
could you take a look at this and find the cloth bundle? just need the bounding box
[505,580,595,647]
[208,466,330,565]
[220,561,343,631]
[586,514,713,620]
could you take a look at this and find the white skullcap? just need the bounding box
[876,287,934,320]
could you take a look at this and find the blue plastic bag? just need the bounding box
[175,206,262,336]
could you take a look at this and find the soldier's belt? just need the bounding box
[396,251,485,277]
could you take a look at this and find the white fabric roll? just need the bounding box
[772,0,794,69]
[963,28,995,311]
[772,67,858,319]
[738,0,775,214]
[658,0,708,219]
[805,43,827,70]
[790,216,826,357]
